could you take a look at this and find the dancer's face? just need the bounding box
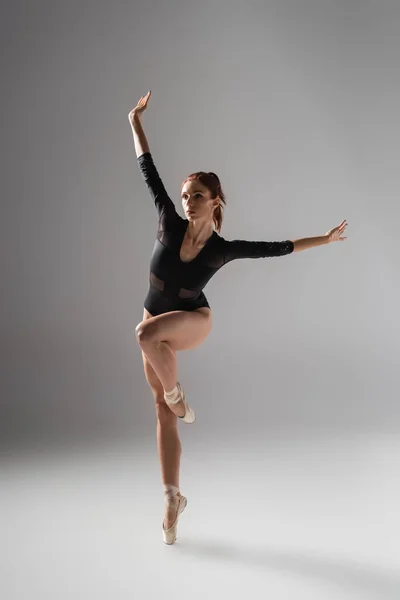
[181,180,219,223]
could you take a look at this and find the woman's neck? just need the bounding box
[185,219,214,244]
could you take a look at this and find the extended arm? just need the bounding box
[292,235,329,252]
[292,220,348,250]
[221,238,294,263]
[221,231,333,263]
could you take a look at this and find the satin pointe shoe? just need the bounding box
[164,382,196,424]
[162,493,188,545]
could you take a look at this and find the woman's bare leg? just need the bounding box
[135,307,212,418]
[137,307,212,526]
[141,349,183,530]
[139,309,183,529]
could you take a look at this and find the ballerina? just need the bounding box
[129,90,348,544]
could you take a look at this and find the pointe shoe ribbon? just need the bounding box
[164,382,196,423]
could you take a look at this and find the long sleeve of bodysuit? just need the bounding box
[221,238,294,264]
[137,152,177,219]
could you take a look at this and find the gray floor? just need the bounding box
[3,430,399,600]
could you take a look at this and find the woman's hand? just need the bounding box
[325,219,348,243]
[129,91,151,126]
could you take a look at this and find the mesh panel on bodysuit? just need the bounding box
[150,271,198,298]
[150,272,164,291]
[177,287,198,299]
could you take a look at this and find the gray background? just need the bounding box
[1,1,399,598]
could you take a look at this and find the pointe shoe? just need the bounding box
[162,494,188,544]
[164,382,196,424]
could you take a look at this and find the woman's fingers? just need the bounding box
[325,219,348,242]
[336,220,348,241]
[137,92,150,110]
[137,91,151,106]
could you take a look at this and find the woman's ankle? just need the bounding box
[163,483,179,499]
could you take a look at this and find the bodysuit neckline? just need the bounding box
[178,220,216,264]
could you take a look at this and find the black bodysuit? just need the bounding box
[137,152,294,316]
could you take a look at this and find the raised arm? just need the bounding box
[129,92,151,158]
[129,91,177,220]
[136,152,178,219]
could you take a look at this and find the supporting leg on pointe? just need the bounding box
[156,395,183,531]
[141,350,183,531]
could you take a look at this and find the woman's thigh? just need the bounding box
[137,307,212,352]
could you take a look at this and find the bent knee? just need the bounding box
[135,321,145,341]
[135,321,155,344]
[156,400,176,424]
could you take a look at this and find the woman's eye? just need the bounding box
[182,194,202,199]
